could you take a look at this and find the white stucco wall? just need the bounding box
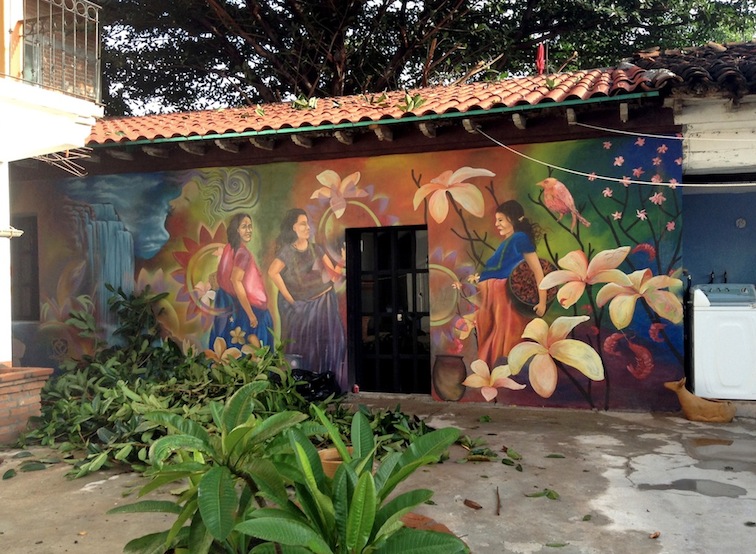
[671,97,756,175]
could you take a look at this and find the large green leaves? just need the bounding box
[108,500,183,515]
[149,434,213,467]
[235,517,333,554]
[377,527,469,553]
[220,382,268,432]
[145,411,210,444]
[376,426,459,501]
[311,404,352,463]
[238,420,463,554]
[373,489,433,542]
[123,528,189,554]
[345,472,377,552]
[198,466,238,540]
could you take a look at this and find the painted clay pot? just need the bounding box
[432,354,466,401]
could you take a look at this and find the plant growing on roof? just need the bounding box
[397,92,426,112]
[235,405,468,553]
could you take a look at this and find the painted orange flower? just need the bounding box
[538,247,631,309]
[596,269,683,330]
[412,167,493,223]
[462,359,526,401]
[310,170,368,218]
[508,316,604,398]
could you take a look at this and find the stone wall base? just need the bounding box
[0,367,53,445]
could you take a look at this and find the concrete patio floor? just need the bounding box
[1,393,755,553]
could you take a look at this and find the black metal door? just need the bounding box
[346,226,430,393]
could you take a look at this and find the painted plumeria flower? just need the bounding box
[596,268,683,330]
[412,166,493,223]
[194,280,216,305]
[538,246,632,309]
[310,170,368,218]
[181,338,198,357]
[508,316,605,398]
[204,337,242,364]
[230,326,246,345]
[462,359,525,401]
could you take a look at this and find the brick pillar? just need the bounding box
[0,367,54,445]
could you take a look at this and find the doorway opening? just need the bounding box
[346,226,430,393]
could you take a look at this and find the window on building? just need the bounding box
[11,215,40,321]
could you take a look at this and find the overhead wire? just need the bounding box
[474,126,756,189]
[573,121,756,142]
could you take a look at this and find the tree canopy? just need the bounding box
[99,0,756,116]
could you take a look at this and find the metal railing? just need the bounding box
[6,0,101,103]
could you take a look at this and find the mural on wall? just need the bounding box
[422,136,683,410]
[13,134,683,410]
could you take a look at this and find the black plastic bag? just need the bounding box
[291,369,342,401]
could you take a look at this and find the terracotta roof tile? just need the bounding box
[627,41,756,98]
[89,43,756,146]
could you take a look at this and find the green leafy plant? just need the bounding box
[236,405,468,553]
[397,92,426,112]
[361,92,389,106]
[108,383,312,553]
[293,95,318,110]
[357,403,436,457]
[22,285,334,477]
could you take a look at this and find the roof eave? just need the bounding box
[88,91,662,149]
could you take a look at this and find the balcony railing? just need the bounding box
[6,0,101,103]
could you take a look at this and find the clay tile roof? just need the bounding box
[626,41,756,99]
[88,42,756,146]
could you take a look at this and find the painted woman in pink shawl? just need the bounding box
[210,213,273,349]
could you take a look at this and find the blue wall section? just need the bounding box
[682,191,756,286]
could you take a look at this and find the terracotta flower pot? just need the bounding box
[317,447,353,478]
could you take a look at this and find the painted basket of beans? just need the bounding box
[507,258,558,315]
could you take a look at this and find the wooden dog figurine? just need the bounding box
[664,377,736,423]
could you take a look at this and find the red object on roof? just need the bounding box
[536,43,546,75]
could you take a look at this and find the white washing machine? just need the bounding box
[692,284,756,400]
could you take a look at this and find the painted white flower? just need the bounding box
[596,269,683,330]
[413,167,492,223]
[538,247,631,309]
[462,359,525,401]
[508,316,604,398]
[310,170,368,218]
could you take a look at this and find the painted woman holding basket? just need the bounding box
[477,200,547,367]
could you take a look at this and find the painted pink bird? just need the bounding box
[536,177,590,231]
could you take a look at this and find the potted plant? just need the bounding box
[108,382,315,553]
[235,406,469,553]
